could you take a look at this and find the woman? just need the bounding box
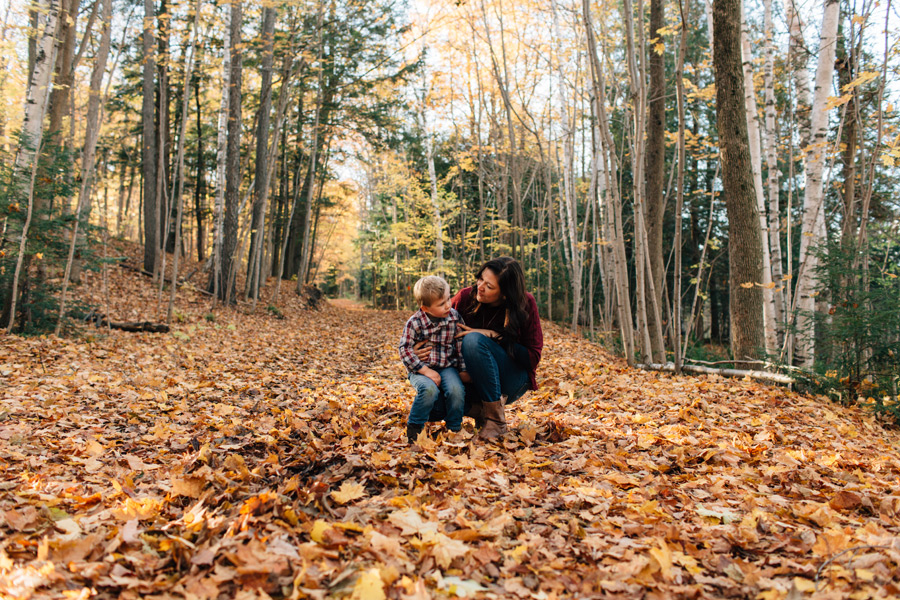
[418,257,543,439]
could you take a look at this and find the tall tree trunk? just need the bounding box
[142,0,158,274]
[296,8,326,288]
[246,5,276,300]
[209,0,232,300]
[165,0,201,323]
[55,0,112,335]
[584,0,635,364]
[836,29,858,249]
[740,6,778,355]
[713,0,766,362]
[220,0,243,303]
[645,0,667,362]
[47,0,79,147]
[794,0,839,368]
[5,0,59,332]
[194,79,205,261]
[673,2,687,372]
[761,0,785,334]
[786,0,812,146]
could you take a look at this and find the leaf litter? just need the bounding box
[1,254,900,599]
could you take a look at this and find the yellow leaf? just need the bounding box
[881,154,895,168]
[740,282,755,289]
[654,42,665,55]
[505,544,528,562]
[351,568,386,600]
[35,252,43,260]
[649,541,673,581]
[332,481,366,505]
[855,568,875,582]
[825,94,851,110]
[842,71,879,91]
[310,519,332,543]
[793,577,817,593]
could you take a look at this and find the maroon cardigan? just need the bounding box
[451,285,543,390]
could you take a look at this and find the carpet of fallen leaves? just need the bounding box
[2,250,900,600]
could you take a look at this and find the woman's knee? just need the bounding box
[462,332,490,357]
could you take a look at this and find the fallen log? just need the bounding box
[638,362,795,385]
[101,320,170,333]
[82,310,170,333]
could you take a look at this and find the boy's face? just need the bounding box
[422,289,452,319]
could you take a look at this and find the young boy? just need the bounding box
[398,276,468,443]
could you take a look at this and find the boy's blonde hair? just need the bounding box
[414,275,450,306]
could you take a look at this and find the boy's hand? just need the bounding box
[459,371,472,383]
[419,366,441,387]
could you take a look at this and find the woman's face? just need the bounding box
[476,268,503,306]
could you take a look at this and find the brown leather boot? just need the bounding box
[477,400,507,440]
[465,402,486,429]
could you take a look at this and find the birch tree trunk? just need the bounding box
[740,7,778,355]
[762,0,785,333]
[786,0,812,145]
[209,0,231,302]
[795,0,839,368]
[550,0,583,331]
[713,0,766,362]
[584,0,635,364]
[5,0,59,332]
[55,0,112,335]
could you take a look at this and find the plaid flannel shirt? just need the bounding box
[398,308,466,374]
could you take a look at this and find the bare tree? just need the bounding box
[713,0,766,361]
[142,0,158,273]
[794,0,839,367]
[246,5,277,300]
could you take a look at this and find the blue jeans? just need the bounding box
[461,333,529,405]
[408,367,465,430]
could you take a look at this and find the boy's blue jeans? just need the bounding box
[408,366,465,431]
[424,334,530,423]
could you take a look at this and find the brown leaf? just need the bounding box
[829,490,862,511]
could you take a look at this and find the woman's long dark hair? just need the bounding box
[469,257,529,354]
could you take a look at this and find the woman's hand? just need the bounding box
[455,324,497,339]
[413,340,432,361]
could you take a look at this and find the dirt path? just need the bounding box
[1,268,900,599]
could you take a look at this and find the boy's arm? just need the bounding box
[398,319,425,373]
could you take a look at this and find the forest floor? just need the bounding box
[2,244,900,600]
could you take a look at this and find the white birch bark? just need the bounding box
[795,0,839,367]
[741,8,778,355]
[584,0,635,363]
[551,0,583,331]
[762,0,785,331]
[787,0,812,144]
[7,0,59,332]
[211,1,231,303]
